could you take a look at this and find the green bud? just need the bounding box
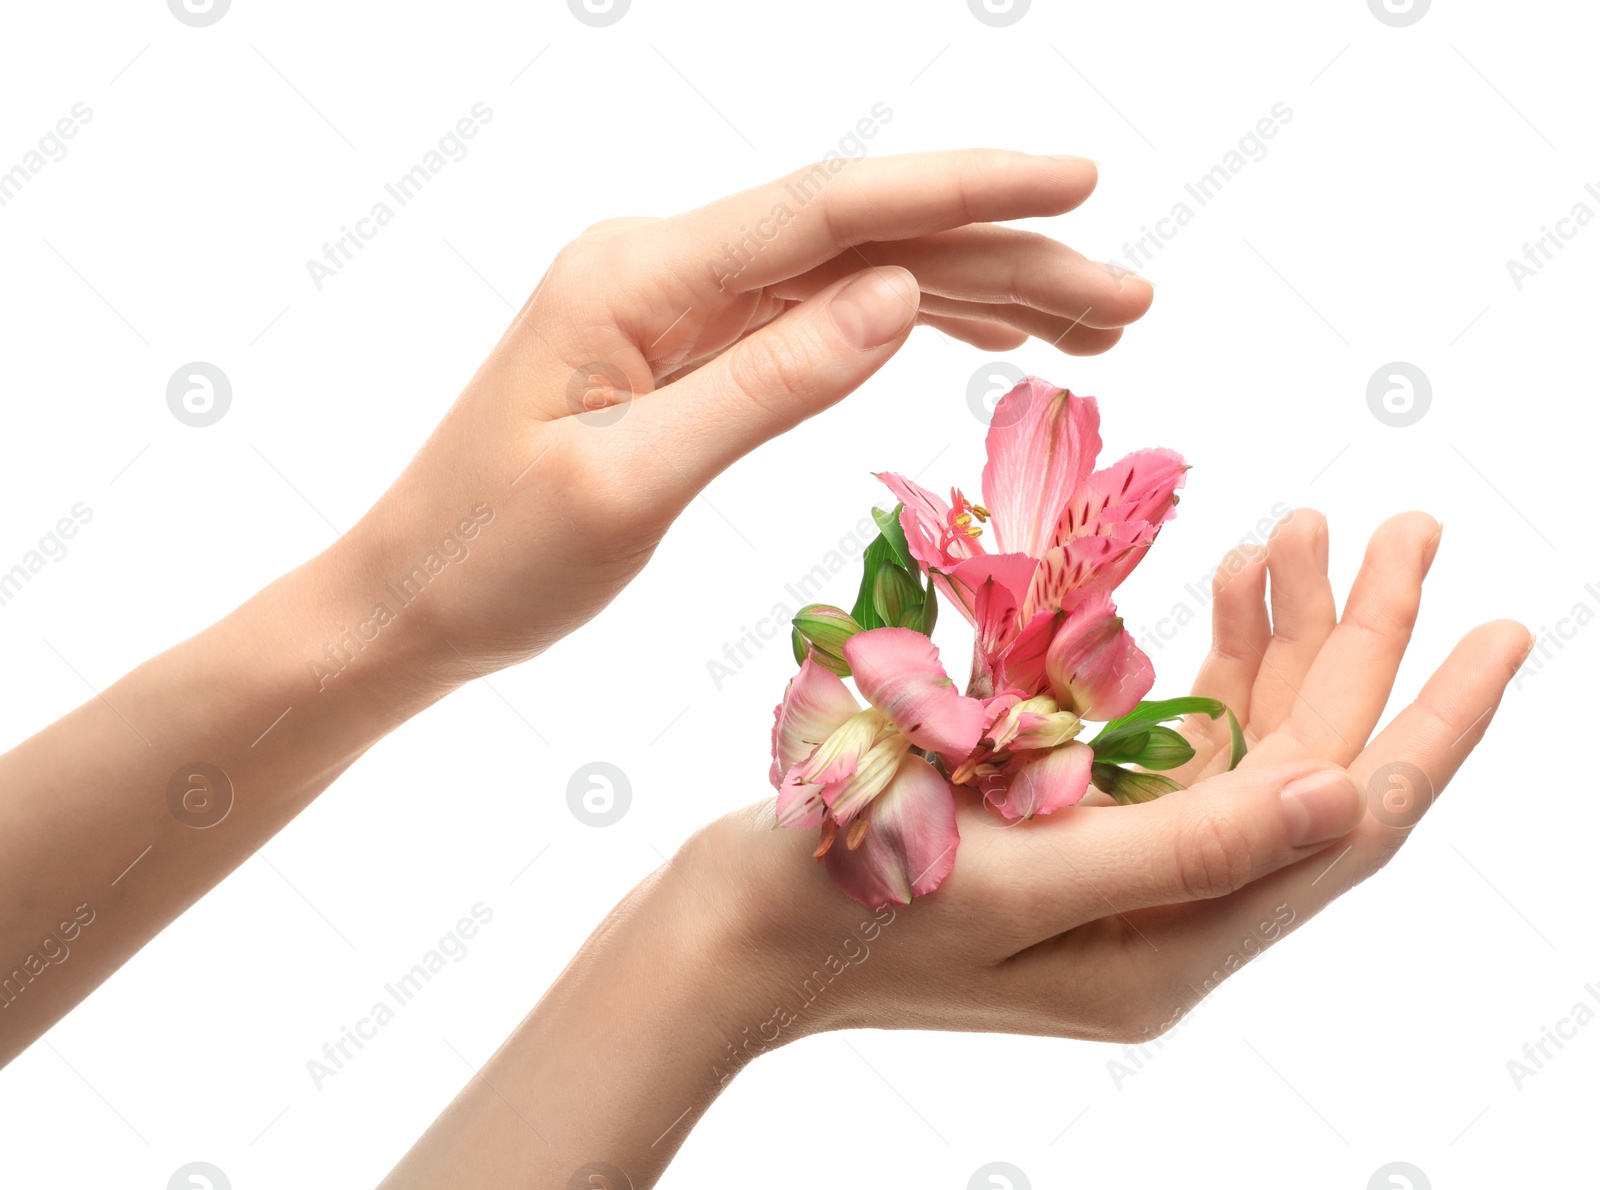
[1091,762,1183,805]
[792,604,862,676]
[1124,725,1195,771]
[872,564,923,630]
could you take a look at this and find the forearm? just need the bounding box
[379,841,792,1189]
[380,809,912,1189]
[0,538,457,1063]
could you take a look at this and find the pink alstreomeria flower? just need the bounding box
[878,378,1186,819]
[877,377,1186,699]
[771,627,985,909]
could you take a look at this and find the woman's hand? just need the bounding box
[0,149,1146,1066]
[345,150,1152,680]
[381,509,1529,1189]
[710,510,1526,1042]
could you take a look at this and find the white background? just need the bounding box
[0,1,1594,1187]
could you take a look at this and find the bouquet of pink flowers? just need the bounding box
[771,378,1244,909]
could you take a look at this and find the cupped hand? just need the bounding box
[344,150,1152,679]
[683,509,1529,1045]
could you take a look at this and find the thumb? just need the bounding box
[629,265,919,494]
[1013,762,1366,921]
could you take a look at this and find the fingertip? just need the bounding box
[1211,541,1266,598]
[1475,618,1537,670]
[1061,325,1124,356]
[828,266,920,351]
[1279,765,1363,849]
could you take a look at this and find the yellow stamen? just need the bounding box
[950,756,981,785]
[954,512,973,527]
[965,525,984,537]
[846,817,869,850]
[971,504,991,521]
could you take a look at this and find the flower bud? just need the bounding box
[1090,761,1182,805]
[872,564,924,631]
[792,604,863,676]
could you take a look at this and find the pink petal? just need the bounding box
[992,609,1064,697]
[948,552,1039,645]
[986,742,1094,820]
[775,771,828,829]
[875,472,982,572]
[824,754,959,908]
[770,658,861,788]
[981,381,1102,558]
[1056,447,1188,545]
[1043,591,1155,720]
[843,628,987,763]
[1019,530,1153,623]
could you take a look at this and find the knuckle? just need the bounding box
[1174,811,1254,901]
[1346,594,1421,643]
[549,235,603,281]
[726,331,814,407]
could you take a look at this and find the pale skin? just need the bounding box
[379,511,1529,1188]
[0,150,1527,1185]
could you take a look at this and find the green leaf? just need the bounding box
[1087,697,1229,749]
[850,533,898,630]
[1091,762,1183,805]
[1227,707,1247,771]
[872,503,917,573]
[791,625,806,667]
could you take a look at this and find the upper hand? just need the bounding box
[343,150,1152,680]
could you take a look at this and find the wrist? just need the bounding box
[289,528,471,712]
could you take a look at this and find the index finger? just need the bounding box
[648,149,1101,295]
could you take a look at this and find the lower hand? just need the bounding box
[383,508,1529,1187]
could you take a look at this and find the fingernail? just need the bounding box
[1280,770,1362,848]
[830,268,918,351]
[1519,632,1537,664]
[1422,521,1444,576]
[1314,520,1329,574]
[1050,154,1099,166]
[1100,260,1153,286]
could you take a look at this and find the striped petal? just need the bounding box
[981,381,1102,558]
[1043,592,1154,720]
